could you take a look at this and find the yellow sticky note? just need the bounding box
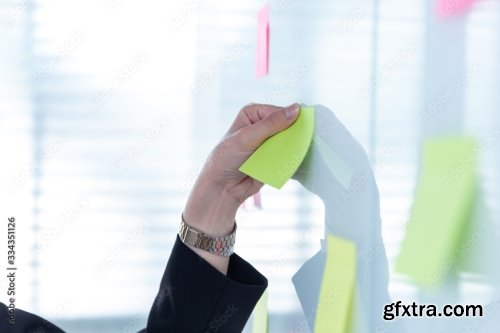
[315,235,356,333]
[396,137,476,288]
[239,106,315,189]
[252,290,268,333]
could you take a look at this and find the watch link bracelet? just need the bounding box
[178,215,236,256]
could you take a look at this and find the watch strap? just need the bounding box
[178,215,236,256]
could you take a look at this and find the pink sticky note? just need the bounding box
[252,191,262,209]
[436,0,475,18]
[256,4,269,78]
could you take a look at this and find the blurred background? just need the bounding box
[0,0,499,332]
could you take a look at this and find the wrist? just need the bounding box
[183,177,238,237]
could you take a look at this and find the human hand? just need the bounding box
[184,103,300,237]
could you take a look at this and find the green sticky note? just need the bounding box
[239,106,315,189]
[252,290,268,333]
[315,234,356,333]
[396,137,476,288]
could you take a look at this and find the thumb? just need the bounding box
[238,103,300,150]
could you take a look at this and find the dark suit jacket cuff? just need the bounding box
[145,235,268,332]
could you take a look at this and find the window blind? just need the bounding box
[1,0,499,332]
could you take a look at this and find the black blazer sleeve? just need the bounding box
[1,236,267,333]
[142,235,268,333]
[0,302,65,333]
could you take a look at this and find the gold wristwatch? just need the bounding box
[178,215,236,256]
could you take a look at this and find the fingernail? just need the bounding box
[284,103,300,120]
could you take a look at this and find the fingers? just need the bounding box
[236,103,300,151]
[228,103,285,134]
